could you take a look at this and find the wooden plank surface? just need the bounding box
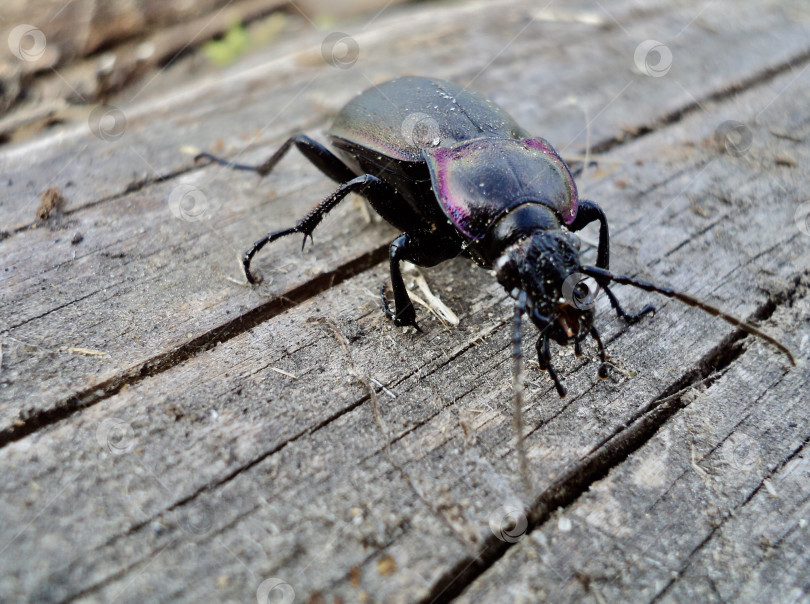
[1,0,809,602]
[2,0,808,442]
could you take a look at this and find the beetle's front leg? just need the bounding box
[571,199,654,324]
[536,334,567,398]
[244,174,388,283]
[381,231,462,329]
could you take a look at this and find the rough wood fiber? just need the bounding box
[1,0,809,602]
[1,0,808,441]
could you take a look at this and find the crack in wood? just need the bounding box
[4,39,808,454]
[591,46,810,156]
[419,274,804,603]
[650,428,810,602]
[0,245,388,450]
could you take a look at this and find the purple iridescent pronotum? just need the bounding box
[197,76,795,401]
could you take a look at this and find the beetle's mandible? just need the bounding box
[197,76,795,398]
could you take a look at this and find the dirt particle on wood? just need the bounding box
[37,187,68,220]
[775,153,797,167]
[376,554,397,576]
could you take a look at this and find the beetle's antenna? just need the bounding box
[581,265,796,365]
[512,290,531,490]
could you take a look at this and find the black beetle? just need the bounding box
[197,76,795,398]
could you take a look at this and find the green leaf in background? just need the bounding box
[204,21,250,66]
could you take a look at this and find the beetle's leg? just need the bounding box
[569,199,610,270]
[536,335,567,398]
[196,134,356,182]
[570,199,655,324]
[590,326,609,379]
[244,174,387,283]
[602,285,655,324]
[382,231,462,329]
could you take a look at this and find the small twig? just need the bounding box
[691,444,710,481]
[369,377,396,398]
[269,367,297,379]
[67,347,107,357]
[412,272,459,326]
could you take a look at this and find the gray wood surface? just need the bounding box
[1,0,809,602]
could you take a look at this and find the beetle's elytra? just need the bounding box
[197,76,794,400]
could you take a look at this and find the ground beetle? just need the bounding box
[198,76,795,399]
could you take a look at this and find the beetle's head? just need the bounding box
[494,229,595,346]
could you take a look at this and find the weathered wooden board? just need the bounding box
[2,0,809,445]
[454,295,810,603]
[1,0,809,602]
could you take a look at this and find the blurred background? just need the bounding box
[0,0,413,144]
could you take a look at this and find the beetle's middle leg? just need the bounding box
[244,174,389,283]
[570,200,655,324]
[381,232,463,329]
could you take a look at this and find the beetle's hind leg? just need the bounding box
[244,174,388,283]
[196,134,356,182]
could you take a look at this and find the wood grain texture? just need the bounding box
[1,0,807,441]
[1,0,809,602]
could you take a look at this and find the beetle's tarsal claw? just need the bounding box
[598,364,609,379]
[242,252,260,284]
[393,305,418,329]
[380,282,419,329]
